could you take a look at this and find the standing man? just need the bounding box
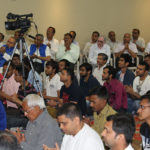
[44,26,59,59]
[102,66,127,112]
[43,103,104,150]
[101,113,135,150]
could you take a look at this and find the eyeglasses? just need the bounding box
[24,107,34,114]
[139,105,150,110]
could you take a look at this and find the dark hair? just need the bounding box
[15,65,29,80]
[133,28,140,34]
[120,54,132,65]
[62,68,74,81]
[13,54,20,59]
[139,61,149,71]
[47,26,56,34]
[140,93,150,103]
[57,103,82,120]
[89,86,109,102]
[64,33,72,39]
[104,66,117,79]
[98,53,108,61]
[0,32,5,40]
[79,63,92,74]
[35,34,44,40]
[107,113,135,144]
[144,54,150,59]
[0,131,21,150]
[92,31,100,37]
[46,60,59,73]
[3,61,14,68]
[70,31,76,38]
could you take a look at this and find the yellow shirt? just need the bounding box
[92,104,116,136]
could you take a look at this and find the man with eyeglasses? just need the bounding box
[137,93,150,150]
[89,36,111,66]
[10,94,62,150]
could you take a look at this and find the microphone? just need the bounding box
[28,35,36,40]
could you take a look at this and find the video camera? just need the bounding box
[5,13,33,32]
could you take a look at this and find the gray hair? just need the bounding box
[23,94,46,109]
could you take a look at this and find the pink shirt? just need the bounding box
[2,74,20,108]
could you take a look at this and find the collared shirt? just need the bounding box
[56,43,80,64]
[133,75,150,96]
[61,123,104,150]
[83,42,93,56]
[131,37,145,56]
[104,79,128,110]
[124,144,134,150]
[27,70,42,92]
[92,104,116,136]
[21,110,62,150]
[2,74,20,108]
[145,42,150,54]
[89,43,111,65]
[45,73,63,97]
[93,64,106,85]
[28,45,51,63]
[44,37,59,59]
[114,42,138,56]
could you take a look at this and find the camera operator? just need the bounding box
[29,34,51,74]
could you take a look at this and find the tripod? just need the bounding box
[0,34,43,98]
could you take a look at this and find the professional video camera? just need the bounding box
[5,13,33,32]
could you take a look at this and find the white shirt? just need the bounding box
[93,64,106,85]
[124,144,134,150]
[0,42,4,48]
[56,43,80,64]
[28,45,51,63]
[131,37,145,56]
[44,38,59,59]
[83,42,95,56]
[114,42,138,56]
[145,42,150,54]
[133,75,150,96]
[45,73,63,97]
[61,123,104,150]
[106,39,119,54]
[89,43,111,65]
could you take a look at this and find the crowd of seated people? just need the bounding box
[0,27,150,150]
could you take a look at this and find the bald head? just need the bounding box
[7,37,16,48]
[123,33,131,44]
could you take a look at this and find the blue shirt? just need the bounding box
[0,101,6,130]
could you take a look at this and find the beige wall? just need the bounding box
[1,0,150,49]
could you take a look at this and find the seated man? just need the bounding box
[44,26,59,59]
[106,31,119,54]
[132,28,145,60]
[0,130,21,150]
[125,61,150,113]
[137,93,150,150]
[144,54,150,75]
[83,31,100,58]
[11,94,62,150]
[56,33,80,66]
[59,68,87,115]
[69,30,80,46]
[89,36,111,66]
[101,113,135,150]
[102,66,127,112]
[29,34,51,74]
[116,54,135,113]
[84,86,116,136]
[43,103,104,150]
[0,37,17,69]
[114,33,138,65]
[93,53,108,85]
